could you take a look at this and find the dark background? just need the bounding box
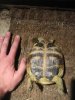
[0,0,75,9]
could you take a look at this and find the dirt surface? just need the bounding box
[0,9,11,36]
[1,7,75,100]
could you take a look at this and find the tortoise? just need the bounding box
[27,37,65,94]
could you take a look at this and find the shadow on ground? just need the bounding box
[71,79,75,100]
[2,93,11,100]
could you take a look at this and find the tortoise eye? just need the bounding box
[35,43,44,47]
[47,43,54,48]
[47,40,55,48]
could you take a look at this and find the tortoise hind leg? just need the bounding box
[36,83,43,91]
[52,75,64,95]
[27,78,33,91]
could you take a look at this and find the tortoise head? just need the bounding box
[32,37,45,48]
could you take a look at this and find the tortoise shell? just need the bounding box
[28,38,64,81]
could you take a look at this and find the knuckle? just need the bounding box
[7,56,14,64]
[3,41,8,48]
[13,44,17,49]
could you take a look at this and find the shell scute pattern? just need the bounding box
[30,57,43,79]
[29,38,64,80]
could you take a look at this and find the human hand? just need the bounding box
[0,32,26,97]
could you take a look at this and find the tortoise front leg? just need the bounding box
[58,66,64,77]
[52,75,64,95]
[27,78,33,91]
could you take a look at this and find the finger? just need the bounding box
[0,35,4,51]
[14,58,26,82]
[1,32,11,56]
[9,58,26,91]
[8,35,20,61]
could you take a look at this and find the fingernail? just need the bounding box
[0,35,3,39]
[6,32,10,36]
[16,35,20,38]
[16,35,20,39]
[0,35,3,40]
